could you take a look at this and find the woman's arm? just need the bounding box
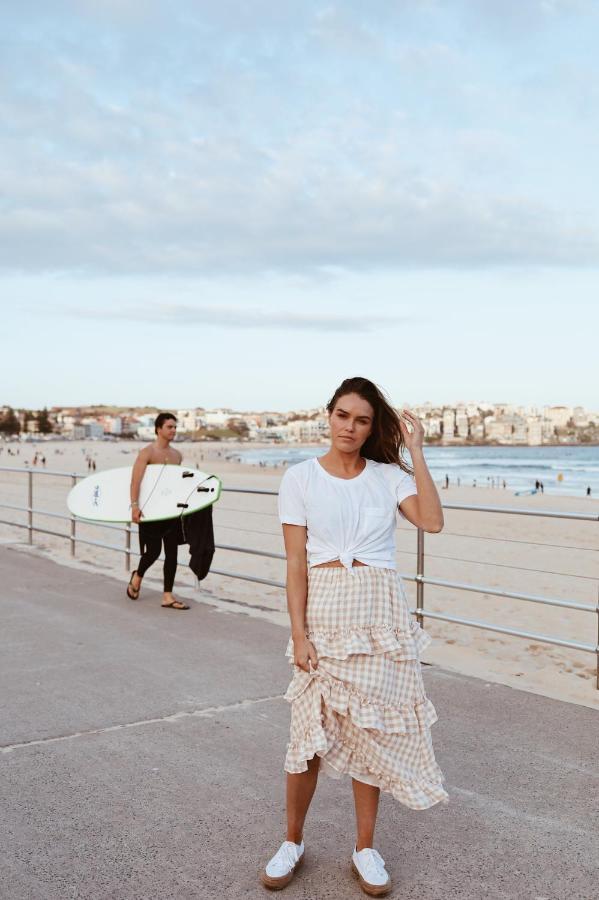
[283,524,318,671]
[398,410,444,533]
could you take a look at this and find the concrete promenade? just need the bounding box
[1,545,598,900]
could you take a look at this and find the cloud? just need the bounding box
[2,0,599,277]
[58,302,405,331]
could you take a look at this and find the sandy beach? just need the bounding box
[1,439,598,711]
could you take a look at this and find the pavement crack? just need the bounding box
[1,693,284,754]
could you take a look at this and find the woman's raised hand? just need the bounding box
[293,635,318,672]
[399,409,425,452]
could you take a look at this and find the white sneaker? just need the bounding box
[260,840,305,890]
[351,846,391,896]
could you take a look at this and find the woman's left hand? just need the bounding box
[399,409,425,452]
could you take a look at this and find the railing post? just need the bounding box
[125,525,131,572]
[596,585,599,691]
[416,527,424,628]
[27,469,33,544]
[70,474,77,557]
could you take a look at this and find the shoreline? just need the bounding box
[1,440,598,501]
[5,435,599,447]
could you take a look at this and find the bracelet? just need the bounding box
[131,501,139,507]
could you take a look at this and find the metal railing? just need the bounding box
[1,464,598,687]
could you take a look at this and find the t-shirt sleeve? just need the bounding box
[278,468,307,526]
[395,467,418,506]
[390,465,418,518]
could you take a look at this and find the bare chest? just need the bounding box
[147,448,181,466]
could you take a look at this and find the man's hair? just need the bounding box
[154,412,177,434]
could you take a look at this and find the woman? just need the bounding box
[260,377,448,896]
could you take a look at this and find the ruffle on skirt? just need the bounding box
[283,566,448,810]
[284,618,431,663]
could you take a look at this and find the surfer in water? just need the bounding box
[126,412,190,610]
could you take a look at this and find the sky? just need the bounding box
[2,0,598,411]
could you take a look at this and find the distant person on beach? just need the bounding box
[261,377,447,894]
[444,473,449,489]
[587,486,591,497]
[126,413,190,611]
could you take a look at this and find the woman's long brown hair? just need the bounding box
[326,377,413,474]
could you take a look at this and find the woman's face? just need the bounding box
[329,392,374,453]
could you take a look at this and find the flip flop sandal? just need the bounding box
[162,599,190,611]
[126,571,141,600]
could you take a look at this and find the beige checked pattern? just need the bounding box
[284,566,448,810]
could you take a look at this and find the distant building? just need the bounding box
[442,409,456,440]
[572,407,589,427]
[287,418,330,443]
[526,418,543,445]
[544,406,572,428]
[455,408,469,439]
[511,417,528,444]
[176,409,208,433]
[470,421,485,441]
[204,410,231,427]
[84,422,104,439]
[484,417,512,442]
[423,416,441,438]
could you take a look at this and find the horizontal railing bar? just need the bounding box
[0,517,129,554]
[2,466,598,689]
[2,466,597,521]
[215,542,286,561]
[68,535,128,553]
[223,488,599,520]
[418,575,596,613]
[0,518,28,529]
[0,466,85,479]
[417,527,599,553]
[208,568,285,589]
[216,505,279,518]
[441,501,599,522]
[416,609,597,653]
[222,487,278,496]
[0,502,133,533]
[420,551,598,581]
[0,509,594,614]
[0,502,30,513]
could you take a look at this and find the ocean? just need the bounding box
[230,444,599,496]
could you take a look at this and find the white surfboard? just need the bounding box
[67,465,222,523]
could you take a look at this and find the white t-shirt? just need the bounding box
[278,457,418,570]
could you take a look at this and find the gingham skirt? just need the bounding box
[284,566,448,810]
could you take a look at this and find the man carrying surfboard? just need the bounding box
[126,412,190,610]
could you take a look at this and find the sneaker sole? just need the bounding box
[260,853,304,890]
[351,860,392,897]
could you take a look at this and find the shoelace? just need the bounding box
[274,842,300,871]
[358,848,386,880]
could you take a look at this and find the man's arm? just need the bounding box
[130,447,150,522]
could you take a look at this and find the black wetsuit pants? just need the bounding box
[137,527,178,592]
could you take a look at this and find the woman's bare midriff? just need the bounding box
[312,559,368,568]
